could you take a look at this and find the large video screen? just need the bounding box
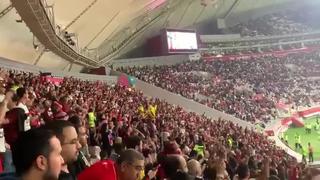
[166,30,198,53]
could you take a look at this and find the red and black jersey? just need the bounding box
[3,108,27,147]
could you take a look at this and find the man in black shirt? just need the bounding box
[1,128,64,180]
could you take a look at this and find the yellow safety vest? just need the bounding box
[11,85,20,92]
[193,144,204,156]
[302,147,307,156]
[88,112,96,128]
[228,138,233,147]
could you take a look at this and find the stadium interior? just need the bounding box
[0,0,320,179]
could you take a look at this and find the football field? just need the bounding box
[282,116,320,160]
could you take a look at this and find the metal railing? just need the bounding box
[40,0,99,62]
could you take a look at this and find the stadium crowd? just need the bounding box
[228,11,312,37]
[0,68,317,180]
[121,52,320,124]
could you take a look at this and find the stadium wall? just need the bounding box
[110,55,189,68]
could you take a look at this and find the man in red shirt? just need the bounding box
[2,94,27,147]
[78,149,144,180]
[41,100,54,123]
[60,96,71,114]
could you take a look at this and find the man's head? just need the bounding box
[16,87,28,102]
[236,163,250,180]
[69,115,81,128]
[163,155,188,179]
[126,135,143,152]
[44,100,52,108]
[69,115,87,147]
[187,159,201,177]
[117,149,145,180]
[78,126,88,147]
[7,91,18,109]
[44,120,81,164]
[12,128,64,180]
[108,120,115,130]
[60,96,69,104]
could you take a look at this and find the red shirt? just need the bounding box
[289,167,299,180]
[0,155,4,173]
[29,108,41,128]
[42,107,53,123]
[3,108,27,147]
[61,103,71,113]
[78,160,116,180]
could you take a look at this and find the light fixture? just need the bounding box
[32,36,40,51]
[33,44,39,50]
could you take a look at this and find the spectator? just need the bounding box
[68,123,90,177]
[171,171,194,180]
[78,149,144,180]
[41,100,53,123]
[0,65,318,179]
[126,135,143,152]
[187,159,202,179]
[4,128,64,180]
[235,163,250,180]
[2,94,28,147]
[16,87,29,116]
[44,120,82,180]
[109,141,124,162]
[162,155,188,179]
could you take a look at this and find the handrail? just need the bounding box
[40,0,100,61]
[11,0,99,67]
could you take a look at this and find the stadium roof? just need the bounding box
[50,0,294,60]
[0,0,316,69]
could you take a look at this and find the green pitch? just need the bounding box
[281,116,320,160]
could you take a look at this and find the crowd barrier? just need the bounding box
[298,107,320,118]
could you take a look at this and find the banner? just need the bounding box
[117,74,130,87]
[128,76,137,86]
[280,107,320,126]
[41,76,63,86]
[298,107,320,118]
[276,101,289,110]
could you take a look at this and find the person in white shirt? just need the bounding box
[16,87,31,131]
[16,87,29,114]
